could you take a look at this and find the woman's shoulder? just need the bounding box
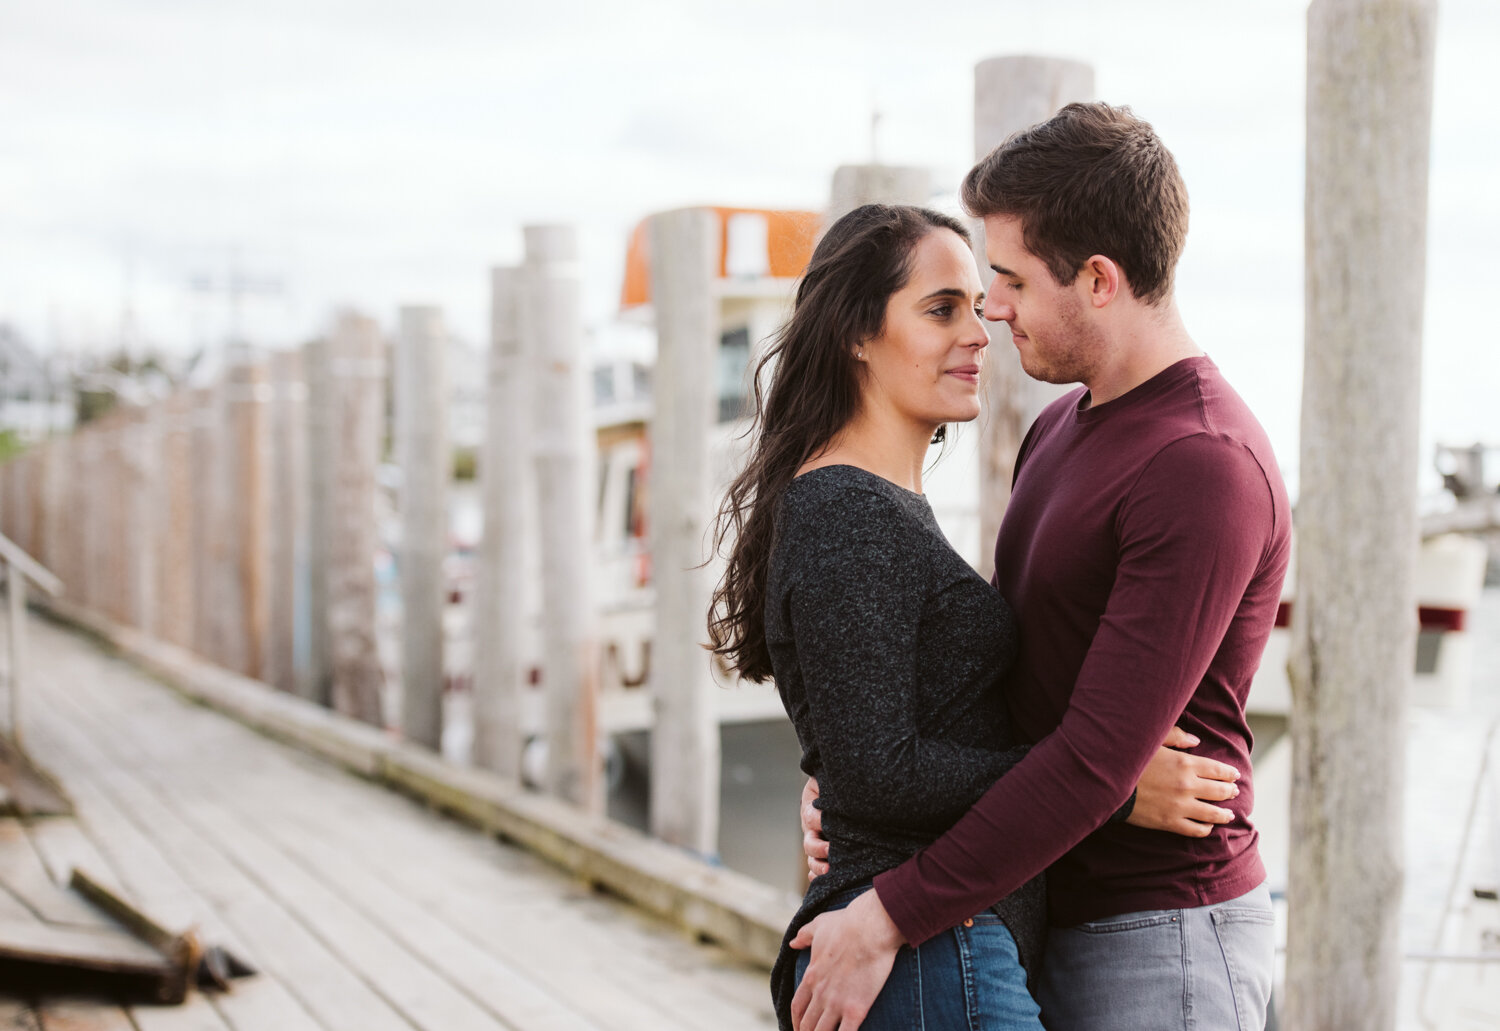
[780,466,928,537]
[772,466,938,581]
[784,464,924,512]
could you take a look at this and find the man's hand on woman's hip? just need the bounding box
[798,725,1243,877]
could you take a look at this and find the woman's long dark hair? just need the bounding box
[707,204,971,682]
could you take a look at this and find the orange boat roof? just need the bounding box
[619,206,821,310]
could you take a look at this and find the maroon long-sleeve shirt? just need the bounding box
[873,356,1291,940]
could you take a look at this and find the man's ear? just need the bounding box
[1082,254,1123,309]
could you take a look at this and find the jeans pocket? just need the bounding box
[1211,904,1275,1028]
[1073,909,1180,935]
[1212,905,1275,927]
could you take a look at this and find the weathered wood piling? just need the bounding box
[1286,3,1438,1028]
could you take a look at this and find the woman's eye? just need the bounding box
[929,305,953,318]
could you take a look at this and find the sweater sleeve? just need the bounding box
[874,434,1277,944]
[787,499,1028,834]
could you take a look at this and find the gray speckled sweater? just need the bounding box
[764,464,1045,1029]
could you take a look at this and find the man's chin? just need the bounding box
[1019,360,1066,385]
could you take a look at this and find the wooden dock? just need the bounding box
[0,613,778,1029]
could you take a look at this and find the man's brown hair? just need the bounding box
[961,102,1188,306]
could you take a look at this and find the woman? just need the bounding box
[707,205,1218,1030]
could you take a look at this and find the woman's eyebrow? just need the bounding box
[915,287,976,304]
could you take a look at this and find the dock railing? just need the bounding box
[0,530,63,750]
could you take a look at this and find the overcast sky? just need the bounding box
[3,0,1496,490]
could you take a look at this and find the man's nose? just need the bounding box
[983,293,1014,323]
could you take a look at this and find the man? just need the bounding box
[790,102,1291,1031]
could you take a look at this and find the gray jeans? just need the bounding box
[1036,882,1275,1031]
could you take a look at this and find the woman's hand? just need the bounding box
[801,776,829,881]
[1128,726,1240,837]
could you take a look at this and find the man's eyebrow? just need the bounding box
[990,264,1019,278]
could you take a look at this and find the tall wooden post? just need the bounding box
[25,451,45,562]
[122,404,160,636]
[395,305,450,750]
[0,457,13,542]
[85,427,111,615]
[66,431,86,609]
[157,389,196,652]
[7,564,24,749]
[303,337,334,705]
[204,382,237,667]
[55,436,82,607]
[35,441,63,580]
[190,387,220,661]
[972,57,1093,578]
[324,313,387,726]
[827,165,932,226]
[523,226,600,811]
[205,350,271,677]
[647,208,721,854]
[103,415,130,625]
[266,350,307,693]
[9,454,32,559]
[472,267,529,778]
[1285,4,1437,1029]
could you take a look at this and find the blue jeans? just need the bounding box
[794,886,1043,1031]
[1036,882,1275,1030]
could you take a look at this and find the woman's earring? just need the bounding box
[856,350,864,360]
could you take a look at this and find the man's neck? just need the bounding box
[1082,299,1203,408]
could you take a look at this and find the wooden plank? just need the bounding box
[13,812,238,1029]
[0,998,40,1031]
[0,920,169,974]
[21,820,127,904]
[211,750,773,1030]
[15,731,228,1031]
[221,802,599,1031]
[68,870,200,1005]
[0,884,32,924]
[52,628,772,1031]
[30,680,403,1031]
[33,996,136,1031]
[0,822,115,931]
[40,596,792,969]
[42,681,509,1031]
[27,615,776,1029]
[0,734,72,817]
